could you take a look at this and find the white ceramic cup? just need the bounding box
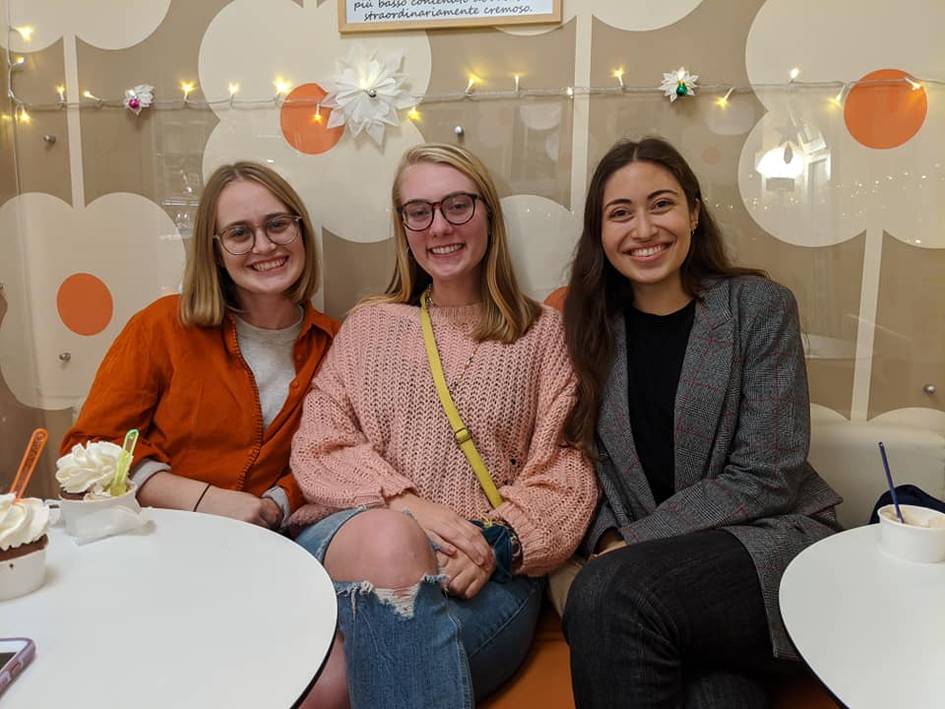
[59,483,140,538]
[878,504,945,563]
[0,543,47,601]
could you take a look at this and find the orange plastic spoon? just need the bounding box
[10,428,48,499]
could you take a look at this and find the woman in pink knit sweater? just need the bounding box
[289,144,597,708]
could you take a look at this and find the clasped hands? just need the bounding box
[389,492,495,600]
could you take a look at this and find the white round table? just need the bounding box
[779,524,945,709]
[0,508,336,708]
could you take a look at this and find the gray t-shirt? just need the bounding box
[234,310,303,429]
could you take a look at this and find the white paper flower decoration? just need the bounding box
[659,67,698,102]
[123,84,154,115]
[322,44,415,146]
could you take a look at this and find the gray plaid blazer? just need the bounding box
[586,276,842,659]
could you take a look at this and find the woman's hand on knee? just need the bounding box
[437,549,493,599]
[389,493,491,566]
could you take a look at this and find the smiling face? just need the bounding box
[601,160,700,312]
[215,179,305,310]
[398,162,489,300]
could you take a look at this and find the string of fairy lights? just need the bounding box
[4,23,942,126]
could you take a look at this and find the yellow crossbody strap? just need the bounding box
[420,289,504,509]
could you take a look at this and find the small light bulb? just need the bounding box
[82,90,102,104]
[228,82,240,97]
[676,67,686,81]
[715,86,735,107]
[612,68,625,89]
[180,81,196,100]
[14,56,26,66]
[789,67,800,81]
[16,107,31,125]
[273,77,292,96]
[1,113,12,122]
[14,26,34,42]
[565,86,574,99]
[513,74,521,92]
[906,77,923,91]
[56,85,66,102]
[313,102,323,123]
[829,83,850,108]
[465,74,481,94]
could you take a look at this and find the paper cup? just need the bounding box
[0,544,46,601]
[878,504,945,563]
[59,483,140,538]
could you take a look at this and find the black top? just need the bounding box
[625,299,696,505]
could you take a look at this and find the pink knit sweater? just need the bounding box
[289,301,598,576]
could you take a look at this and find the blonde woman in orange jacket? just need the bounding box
[61,162,337,529]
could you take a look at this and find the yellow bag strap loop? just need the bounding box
[420,287,504,509]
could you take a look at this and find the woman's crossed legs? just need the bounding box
[563,529,778,709]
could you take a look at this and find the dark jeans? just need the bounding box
[563,529,779,708]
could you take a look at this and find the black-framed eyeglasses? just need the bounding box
[399,192,481,231]
[213,214,302,255]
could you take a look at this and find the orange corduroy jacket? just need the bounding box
[60,294,338,512]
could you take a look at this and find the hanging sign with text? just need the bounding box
[339,0,562,33]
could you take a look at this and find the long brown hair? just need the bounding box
[366,143,540,343]
[563,137,767,453]
[180,161,319,327]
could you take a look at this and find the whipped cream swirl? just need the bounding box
[56,441,123,496]
[0,494,50,551]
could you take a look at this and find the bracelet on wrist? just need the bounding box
[193,483,212,511]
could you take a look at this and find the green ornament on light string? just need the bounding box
[660,67,699,103]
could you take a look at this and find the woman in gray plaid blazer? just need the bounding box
[558,138,842,708]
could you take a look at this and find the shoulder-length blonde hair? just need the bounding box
[179,161,319,327]
[369,143,540,343]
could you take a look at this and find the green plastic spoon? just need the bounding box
[109,428,139,497]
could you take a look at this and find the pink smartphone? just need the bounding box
[0,638,35,696]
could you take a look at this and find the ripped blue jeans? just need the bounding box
[295,507,542,708]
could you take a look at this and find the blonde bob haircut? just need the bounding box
[371,143,540,344]
[179,161,319,327]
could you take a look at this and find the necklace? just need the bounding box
[424,288,479,392]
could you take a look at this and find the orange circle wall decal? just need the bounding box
[57,273,113,336]
[844,68,927,150]
[280,83,344,155]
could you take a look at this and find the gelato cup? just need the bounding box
[0,536,47,601]
[59,483,141,539]
[0,494,50,600]
[878,504,945,563]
